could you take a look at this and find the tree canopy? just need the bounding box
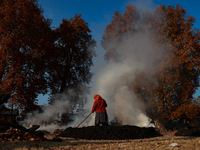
[0,0,53,111]
[47,15,96,110]
[102,4,200,121]
[0,0,96,113]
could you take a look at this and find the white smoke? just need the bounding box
[70,30,168,128]
[22,94,70,132]
[22,28,167,130]
[46,4,169,129]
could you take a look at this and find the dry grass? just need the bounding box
[1,133,200,150]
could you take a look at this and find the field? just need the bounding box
[1,124,200,150]
[1,133,200,150]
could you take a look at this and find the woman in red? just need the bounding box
[91,94,108,126]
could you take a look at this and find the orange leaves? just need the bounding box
[0,0,53,110]
[0,0,96,113]
[151,5,200,121]
[171,104,200,120]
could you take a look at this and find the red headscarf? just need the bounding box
[93,94,102,100]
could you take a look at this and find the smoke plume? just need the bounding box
[22,94,70,132]
[74,29,168,127]
[22,2,169,130]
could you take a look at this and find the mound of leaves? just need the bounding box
[175,127,200,137]
[59,125,162,140]
[0,127,47,142]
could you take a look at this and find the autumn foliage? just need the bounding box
[0,0,95,113]
[0,0,52,110]
[47,15,96,109]
[171,104,200,121]
[102,4,200,121]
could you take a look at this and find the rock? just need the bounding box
[169,143,179,147]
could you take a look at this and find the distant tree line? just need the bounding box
[0,0,96,114]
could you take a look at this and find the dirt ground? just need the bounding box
[1,134,200,150]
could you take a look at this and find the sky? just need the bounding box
[37,0,200,105]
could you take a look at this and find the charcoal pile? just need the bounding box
[59,125,162,140]
[0,127,47,142]
[175,127,200,137]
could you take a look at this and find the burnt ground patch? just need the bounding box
[58,125,162,140]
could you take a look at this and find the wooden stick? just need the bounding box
[77,113,92,128]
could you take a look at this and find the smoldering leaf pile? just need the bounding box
[0,127,47,142]
[59,125,162,140]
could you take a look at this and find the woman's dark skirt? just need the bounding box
[95,111,108,126]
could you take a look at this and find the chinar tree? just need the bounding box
[47,14,96,111]
[152,5,200,121]
[102,4,200,123]
[0,0,53,112]
[0,0,96,116]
